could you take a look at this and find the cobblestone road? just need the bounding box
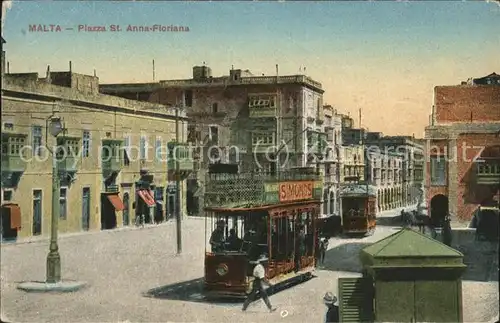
[1,219,498,322]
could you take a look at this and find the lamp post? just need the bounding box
[17,116,86,292]
[46,116,64,283]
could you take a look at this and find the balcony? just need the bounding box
[248,96,277,118]
[476,161,500,185]
[204,170,323,209]
[101,139,123,175]
[1,155,27,172]
[105,184,119,193]
[55,136,81,173]
[167,141,194,179]
[1,133,28,173]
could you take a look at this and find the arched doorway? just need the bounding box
[430,194,449,227]
[123,193,130,226]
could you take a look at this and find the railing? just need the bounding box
[204,171,322,208]
[106,185,119,193]
[160,75,323,90]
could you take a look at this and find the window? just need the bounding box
[82,130,91,158]
[184,90,193,107]
[430,155,446,186]
[3,123,14,130]
[3,136,26,156]
[2,190,13,202]
[59,188,67,220]
[123,136,131,166]
[155,137,162,161]
[209,126,219,145]
[212,103,218,114]
[140,135,147,160]
[252,133,274,145]
[32,125,43,157]
[56,138,79,158]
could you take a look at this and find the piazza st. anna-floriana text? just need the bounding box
[28,24,190,32]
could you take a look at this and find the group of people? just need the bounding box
[400,209,453,246]
[209,220,244,253]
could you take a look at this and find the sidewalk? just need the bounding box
[1,216,203,247]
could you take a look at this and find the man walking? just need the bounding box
[242,255,277,313]
[323,292,340,322]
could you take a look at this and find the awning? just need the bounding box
[138,189,156,207]
[1,204,22,229]
[106,194,125,211]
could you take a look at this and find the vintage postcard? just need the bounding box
[1,1,499,322]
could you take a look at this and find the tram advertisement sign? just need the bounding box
[279,181,314,202]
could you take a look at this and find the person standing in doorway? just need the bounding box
[242,255,277,313]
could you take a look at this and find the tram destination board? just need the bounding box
[279,181,314,202]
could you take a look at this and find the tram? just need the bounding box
[340,184,377,236]
[203,165,323,298]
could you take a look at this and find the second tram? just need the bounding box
[340,184,377,236]
[203,166,323,298]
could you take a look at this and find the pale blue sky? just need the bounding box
[2,1,499,136]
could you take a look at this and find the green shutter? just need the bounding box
[339,277,373,323]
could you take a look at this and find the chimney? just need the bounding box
[94,69,96,77]
[69,61,72,73]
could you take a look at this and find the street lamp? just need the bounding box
[17,115,86,292]
[46,116,63,284]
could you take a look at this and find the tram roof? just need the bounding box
[204,200,321,213]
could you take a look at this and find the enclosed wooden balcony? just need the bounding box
[55,136,81,173]
[1,133,28,173]
[101,139,123,175]
[476,161,500,185]
[204,169,323,209]
[167,141,194,179]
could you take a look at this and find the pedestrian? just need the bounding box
[323,292,340,323]
[320,236,329,264]
[442,214,452,247]
[242,255,277,313]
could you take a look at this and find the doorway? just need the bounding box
[430,194,449,227]
[100,194,117,230]
[123,192,130,226]
[32,190,42,236]
[82,187,90,231]
[167,194,175,220]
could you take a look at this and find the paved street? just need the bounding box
[1,219,498,322]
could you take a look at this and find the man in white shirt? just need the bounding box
[242,255,276,312]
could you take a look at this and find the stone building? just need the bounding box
[1,68,190,240]
[424,73,500,225]
[365,148,404,213]
[100,65,325,215]
[320,105,343,217]
[365,134,425,213]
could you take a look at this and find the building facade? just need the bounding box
[320,105,343,217]
[365,149,404,213]
[424,73,500,224]
[1,70,191,240]
[365,134,425,213]
[100,66,325,215]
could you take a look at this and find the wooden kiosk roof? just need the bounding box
[360,228,465,268]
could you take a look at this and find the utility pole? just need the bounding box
[175,107,182,254]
